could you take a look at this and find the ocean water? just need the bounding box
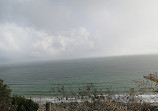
[1,55,158,97]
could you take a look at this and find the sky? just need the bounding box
[0,0,158,63]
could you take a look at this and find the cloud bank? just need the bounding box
[1,0,158,62]
[0,23,93,62]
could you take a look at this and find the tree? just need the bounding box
[0,79,12,111]
[0,78,39,111]
[11,96,39,111]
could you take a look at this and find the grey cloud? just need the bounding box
[0,0,78,33]
[0,23,93,62]
[1,0,158,62]
[0,0,94,62]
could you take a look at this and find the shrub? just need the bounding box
[0,79,12,111]
[11,96,39,111]
[50,83,158,111]
[0,78,39,111]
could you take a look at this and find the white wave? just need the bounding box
[31,94,158,104]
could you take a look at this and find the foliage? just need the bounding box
[0,78,39,111]
[11,96,39,111]
[51,83,125,111]
[50,83,158,111]
[0,79,12,111]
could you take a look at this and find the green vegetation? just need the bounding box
[0,79,12,111]
[0,79,39,111]
[11,96,39,111]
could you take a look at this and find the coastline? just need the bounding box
[31,94,158,104]
[34,94,158,111]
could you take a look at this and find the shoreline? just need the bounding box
[31,94,158,104]
[35,94,158,111]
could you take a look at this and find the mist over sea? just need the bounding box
[1,55,158,97]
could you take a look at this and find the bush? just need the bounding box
[11,96,39,111]
[0,78,39,111]
[50,83,158,111]
[0,79,12,111]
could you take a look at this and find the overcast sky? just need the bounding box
[0,0,158,63]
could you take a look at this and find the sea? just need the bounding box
[1,55,158,100]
